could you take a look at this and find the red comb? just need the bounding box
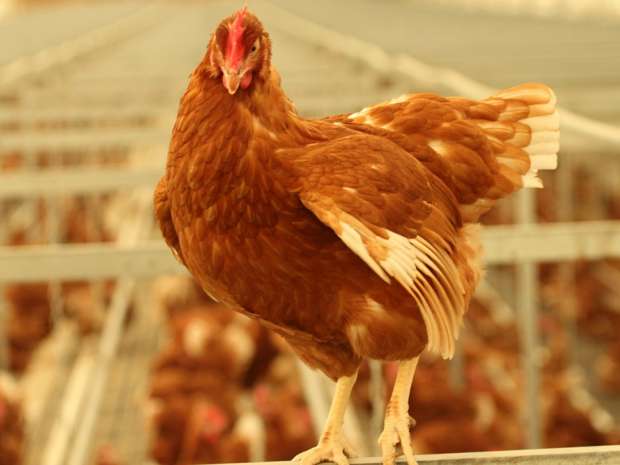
[233,5,247,29]
[253,384,271,415]
[200,404,229,444]
[225,6,248,71]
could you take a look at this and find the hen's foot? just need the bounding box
[293,434,357,465]
[378,413,418,465]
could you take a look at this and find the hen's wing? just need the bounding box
[154,176,186,265]
[333,83,559,222]
[288,134,466,358]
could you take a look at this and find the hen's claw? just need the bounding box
[293,434,357,465]
[378,414,418,465]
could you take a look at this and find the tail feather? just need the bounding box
[457,83,559,221]
[491,83,560,189]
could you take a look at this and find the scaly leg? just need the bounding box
[294,371,358,465]
[378,357,420,465]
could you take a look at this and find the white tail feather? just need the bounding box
[522,172,544,188]
[518,89,559,188]
[530,154,558,170]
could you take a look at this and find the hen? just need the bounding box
[155,7,559,465]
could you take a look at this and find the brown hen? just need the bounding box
[155,7,559,465]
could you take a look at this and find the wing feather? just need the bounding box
[338,82,559,222]
[294,135,466,358]
[154,176,186,266]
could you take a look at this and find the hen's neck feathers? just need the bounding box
[171,64,314,214]
[179,62,326,158]
[194,58,297,127]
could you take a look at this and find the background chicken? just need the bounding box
[145,278,317,464]
[5,282,52,374]
[0,375,24,465]
[155,6,559,465]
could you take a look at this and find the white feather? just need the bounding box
[525,141,560,157]
[522,111,560,131]
[530,154,558,170]
[339,222,390,283]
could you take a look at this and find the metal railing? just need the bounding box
[2,220,620,282]
[221,446,620,465]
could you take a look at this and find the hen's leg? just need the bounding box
[293,371,358,465]
[378,357,420,465]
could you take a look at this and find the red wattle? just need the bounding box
[241,72,253,89]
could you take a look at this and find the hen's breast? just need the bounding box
[175,177,438,364]
[175,188,352,333]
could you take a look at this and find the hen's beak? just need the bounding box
[222,68,242,95]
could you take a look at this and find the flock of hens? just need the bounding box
[1,5,620,465]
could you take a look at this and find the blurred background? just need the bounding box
[0,0,619,464]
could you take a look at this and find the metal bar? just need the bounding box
[0,127,168,154]
[15,89,181,109]
[515,187,541,449]
[516,259,540,448]
[221,445,620,465]
[0,106,173,126]
[0,240,184,282]
[481,221,620,264]
[2,221,620,282]
[0,166,163,198]
[556,151,580,368]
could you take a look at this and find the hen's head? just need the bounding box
[207,6,271,95]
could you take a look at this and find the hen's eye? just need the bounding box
[250,40,260,53]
